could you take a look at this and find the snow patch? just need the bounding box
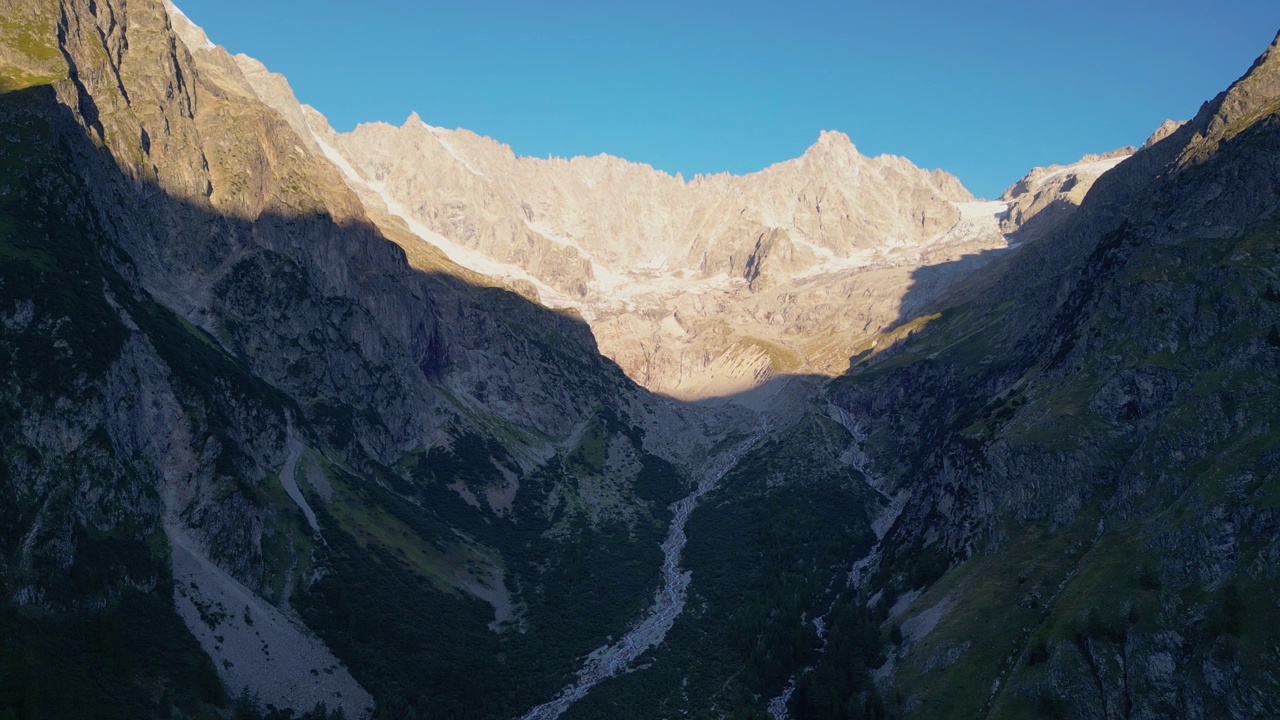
[1031,156,1128,190]
[422,122,492,180]
[955,200,1010,222]
[308,128,585,313]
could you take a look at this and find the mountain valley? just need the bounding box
[2,3,1279,719]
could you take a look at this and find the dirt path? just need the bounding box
[279,426,319,532]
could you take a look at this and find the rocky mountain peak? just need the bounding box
[1142,118,1187,148]
[995,142,1147,239]
[999,147,1136,203]
[799,129,862,166]
[302,99,999,398]
[812,128,857,151]
[1236,27,1280,90]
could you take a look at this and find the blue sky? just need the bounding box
[176,0,1279,198]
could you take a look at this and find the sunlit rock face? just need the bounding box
[303,106,1057,399]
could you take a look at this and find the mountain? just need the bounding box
[3,2,1280,720]
[306,103,1018,400]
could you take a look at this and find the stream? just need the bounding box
[517,414,770,720]
[767,399,907,720]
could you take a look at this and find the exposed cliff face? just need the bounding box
[1142,118,1187,149]
[821,30,1280,720]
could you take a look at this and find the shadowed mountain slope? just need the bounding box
[812,29,1280,720]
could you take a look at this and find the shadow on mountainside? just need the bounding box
[9,18,1280,720]
[0,82,869,720]
[0,82,660,718]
